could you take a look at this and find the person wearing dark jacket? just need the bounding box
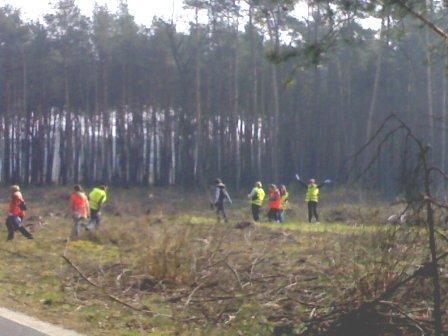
[213,179,232,223]
[295,174,331,223]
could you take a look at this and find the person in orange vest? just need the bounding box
[70,185,90,237]
[5,185,33,241]
[267,184,281,223]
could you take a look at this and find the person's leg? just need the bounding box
[87,209,96,230]
[252,204,260,222]
[307,202,313,223]
[268,209,276,222]
[280,209,285,223]
[5,217,15,241]
[222,205,228,223]
[18,227,33,239]
[89,210,101,230]
[13,216,33,239]
[313,202,319,222]
[72,216,82,237]
[215,204,221,223]
[94,211,101,229]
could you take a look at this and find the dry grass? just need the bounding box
[0,187,445,335]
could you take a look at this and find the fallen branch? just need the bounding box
[62,255,176,320]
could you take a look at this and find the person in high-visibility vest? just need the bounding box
[87,185,108,230]
[5,185,33,241]
[70,185,90,237]
[279,185,289,223]
[248,181,265,222]
[268,185,282,223]
[296,174,331,223]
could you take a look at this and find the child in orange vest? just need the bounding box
[268,185,281,223]
[70,185,90,237]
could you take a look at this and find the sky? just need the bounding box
[0,0,191,27]
[0,0,381,32]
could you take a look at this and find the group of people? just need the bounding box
[70,184,108,237]
[6,174,330,241]
[247,182,289,223]
[212,174,331,224]
[5,184,108,241]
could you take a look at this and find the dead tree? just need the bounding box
[351,113,443,335]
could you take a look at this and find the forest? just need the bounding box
[1,0,447,189]
[2,1,448,336]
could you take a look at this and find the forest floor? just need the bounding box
[0,187,446,336]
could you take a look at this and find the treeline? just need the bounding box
[0,0,447,189]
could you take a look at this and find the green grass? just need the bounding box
[0,188,440,335]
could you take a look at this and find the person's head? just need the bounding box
[269,184,277,191]
[217,182,226,189]
[280,185,287,194]
[214,178,222,186]
[74,185,83,192]
[309,179,316,185]
[255,181,262,188]
[10,185,20,193]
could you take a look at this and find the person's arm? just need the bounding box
[214,188,219,204]
[225,191,232,204]
[97,195,106,211]
[85,196,90,216]
[248,188,256,199]
[297,180,308,188]
[295,173,308,188]
[318,179,332,188]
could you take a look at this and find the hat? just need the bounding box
[255,181,262,188]
[10,185,20,192]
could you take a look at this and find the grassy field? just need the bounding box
[0,187,445,335]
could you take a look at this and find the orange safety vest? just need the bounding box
[71,192,89,218]
[269,190,282,209]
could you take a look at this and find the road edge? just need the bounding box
[0,307,85,336]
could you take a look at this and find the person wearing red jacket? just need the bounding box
[268,185,281,223]
[5,185,33,241]
[70,185,90,237]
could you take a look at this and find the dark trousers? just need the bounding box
[268,208,280,222]
[308,201,319,222]
[251,204,261,222]
[87,209,101,230]
[216,202,228,223]
[5,216,33,241]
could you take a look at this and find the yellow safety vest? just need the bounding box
[89,188,107,211]
[305,184,319,202]
[281,192,289,209]
[251,187,265,206]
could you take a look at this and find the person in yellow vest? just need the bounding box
[295,174,331,223]
[248,181,265,222]
[87,185,108,230]
[279,185,289,223]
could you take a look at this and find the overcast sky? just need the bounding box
[0,0,191,27]
[0,0,381,32]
